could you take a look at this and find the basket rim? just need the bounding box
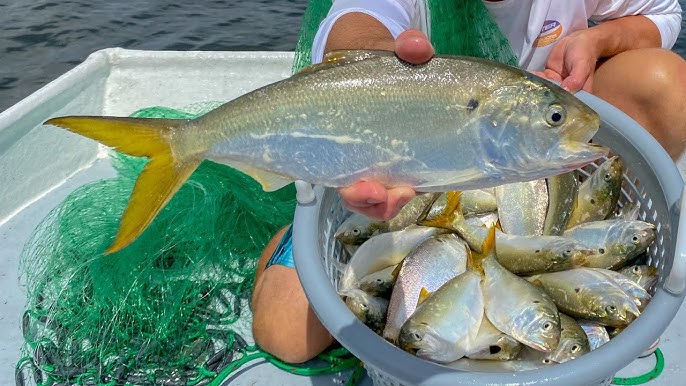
[293,91,686,385]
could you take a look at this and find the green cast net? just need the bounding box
[16,0,516,385]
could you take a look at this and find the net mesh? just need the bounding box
[16,0,517,384]
[17,106,296,385]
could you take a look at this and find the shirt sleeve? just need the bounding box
[589,0,682,49]
[311,0,417,64]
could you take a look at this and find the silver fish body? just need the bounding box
[563,219,656,270]
[195,53,605,192]
[338,225,440,293]
[398,270,484,363]
[466,316,522,360]
[529,268,641,327]
[334,193,440,247]
[547,313,591,363]
[618,264,659,291]
[495,180,548,236]
[384,234,469,342]
[358,265,398,299]
[566,156,624,229]
[482,255,561,352]
[543,171,579,235]
[590,268,652,311]
[578,321,611,350]
[345,289,390,334]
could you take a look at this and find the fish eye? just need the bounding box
[563,250,572,257]
[632,235,640,244]
[542,358,552,364]
[351,228,361,236]
[604,173,612,181]
[413,332,422,341]
[542,321,553,331]
[606,305,617,314]
[632,266,641,274]
[571,344,581,353]
[360,303,368,310]
[545,103,567,126]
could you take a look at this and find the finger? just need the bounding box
[560,61,593,93]
[380,186,416,220]
[395,29,434,64]
[338,180,387,208]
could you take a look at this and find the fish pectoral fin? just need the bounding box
[225,160,294,192]
[417,287,432,307]
[297,50,395,75]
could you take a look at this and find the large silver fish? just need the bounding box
[45,50,605,253]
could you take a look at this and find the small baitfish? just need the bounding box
[344,289,389,335]
[45,50,605,253]
[565,156,624,229]
[529,268,641,327]
[384,233,469,342]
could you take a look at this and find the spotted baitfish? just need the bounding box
[45,50,606,253]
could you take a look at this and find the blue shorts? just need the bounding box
[265,225,294,269]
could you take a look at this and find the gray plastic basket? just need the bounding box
[293,91,686,385]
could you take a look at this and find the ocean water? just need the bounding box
[0,0,685,112]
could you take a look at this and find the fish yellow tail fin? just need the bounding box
[45,116,202,254]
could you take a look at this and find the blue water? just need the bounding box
[1,0,685,112]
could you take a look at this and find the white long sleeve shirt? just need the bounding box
[311,0,682,71]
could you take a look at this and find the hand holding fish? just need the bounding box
[336,29,432,220]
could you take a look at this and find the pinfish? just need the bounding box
[358,264,399,298]
[547,313,591,363]
[465,316,522,360]
[590,268,651,311]
[529,268,641,327]
[384,234,469,342]
[563,219,656,270]
[578,320,611,350]
[480,228,561,352]
[338,225,440,294]
[422,192,592,274]
[45,50,606,253]
[335,193,440,248]
[495,180,548,236]
[344,289,389,334]
[397,270,484,363]
[565,156,624,229]
[543,171,579,235]
[618,264,659,291]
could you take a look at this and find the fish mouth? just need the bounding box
[553,142,609,170]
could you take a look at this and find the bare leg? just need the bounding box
[592,48,686,160]
[251,226,334,363]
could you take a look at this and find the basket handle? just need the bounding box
[295,180,315,204]
[665,186,686,295]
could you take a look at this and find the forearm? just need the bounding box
[324,12,396,53]
[587,16,662,59]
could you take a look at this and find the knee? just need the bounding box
[251,266,334,363]
[594,48,686,103]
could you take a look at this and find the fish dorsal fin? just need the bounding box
[419,191,462,230]
[296,50,394,75]
[417,287,432,307]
